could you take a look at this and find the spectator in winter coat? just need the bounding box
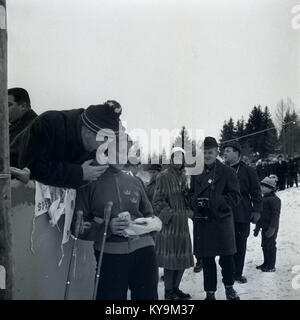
[254,176,281,272]
[275,155,288,190]
[73,135,160,300]
[145,164,162,204]
[8,88,37,143]
[8,88,37,167]
[10,100,123,188]
[287,157,299,188]
[153,147,194,300]
[256,160,270,181]
[189,137,241,300]
[222,140,262,284]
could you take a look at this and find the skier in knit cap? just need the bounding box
[74,134,161,300]
[254,175,281,272]
[10,100,124,188]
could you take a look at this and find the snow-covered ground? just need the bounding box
[157,187,300,300]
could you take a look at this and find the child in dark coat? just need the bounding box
[254,176,281,272]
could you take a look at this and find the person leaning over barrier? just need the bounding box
[73,135,161,300]
[189,137,241,300]
[10,100,124,188]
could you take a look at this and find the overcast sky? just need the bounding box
[6,0,300,149]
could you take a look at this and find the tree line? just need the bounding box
[219,98,300,161]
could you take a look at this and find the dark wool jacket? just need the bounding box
[190,160,241,257]
[231,161,262,223]
[73,167,155,254]
[146,174,160,204]
[10,109,94,188]
[275,161,288,178]
[257,192,281,229]
[287,159,299,175]
[10,109,38,166]
[9,109,38,143]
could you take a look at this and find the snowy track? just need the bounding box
[157,187,300,300]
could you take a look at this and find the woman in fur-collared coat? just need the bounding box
[153,148,194,300]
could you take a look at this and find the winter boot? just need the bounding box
[257,247,268,269]
[205,291,216,300]
[225,286,240,300]
[234,275,248,284]
[173,288,191,300]
[256,263,267,270]
[261,266,276,272]
[194,260,203,273]
[164,289,180,300]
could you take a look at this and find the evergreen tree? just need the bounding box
[219,118,236,144]
[174,126,193,150]
[235,117,249,155]
[245,106,265,157]
[262,106,278,156]
[160,147,169,165]
[244,105,278,158]
[235,118,245,137]
[173,126,198,167]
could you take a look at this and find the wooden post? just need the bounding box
[0,0,13,300]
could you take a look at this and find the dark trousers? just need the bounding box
[164,269,185,291]
[94,246,158,300]
[261,227,278,268]
[233,222,250,277]
[278,176,286,190]
[202,255,235,292]
[287,174,298,187]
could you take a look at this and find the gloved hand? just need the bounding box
[251,212,261,224]
[110,216,130,236]
[253,226,260,237]
[265,226,276,238]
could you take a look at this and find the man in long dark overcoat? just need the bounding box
[190,137,241,300]
[222,140,262,284]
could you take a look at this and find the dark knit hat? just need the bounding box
[222,140,242,154]
[204,136,218,149]
[81,100,122,134]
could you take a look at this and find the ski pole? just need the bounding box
[92,201,113,300]
[64,210,83,300]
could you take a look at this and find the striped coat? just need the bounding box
[153,166,194,270]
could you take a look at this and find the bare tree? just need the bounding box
[275,98,297,158]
